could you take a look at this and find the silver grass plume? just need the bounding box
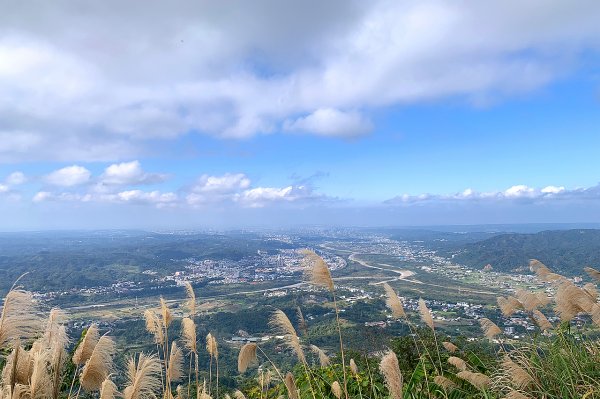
[237,343,257,373]
[206,333,218,359]
[479,318,502,339]
[301,250,334,292]
[80,335,116,392]
[502,356,533,389]
[584,266,600,282]
[532,310,553,331]
[296,307,308,336]
[233,390,247,399]
[442,342,458,353]
[181,317,197,354]
[497,296,522,317]
[29,349,51,399]
[143,310,164,345]
[504,391,531,399]
[160,298,173,329]
[331,381,342,399]
[349,359,358,376]
[284,373,299,399]
[456,370,490,390]
[379,351,402,399]
[99,377,119,399]
[123,353,163,399]
[1,344,31,387]
[168,342,184,382]
[434,375,456,391]
[447,356,467,371]
[383,283,406,319]
[418,298,434,331]
[310,345,330,368]
[184,282,196,318]
[269,309,305,363]
[72,324,100,366]
[0,289,42,348]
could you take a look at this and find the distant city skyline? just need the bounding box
[1,1,600,229]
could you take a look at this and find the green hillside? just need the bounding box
[448,229,600,275]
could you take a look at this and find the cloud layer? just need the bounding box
[2,1,600,161]
[385,184,600,205]
[22,162,328,209]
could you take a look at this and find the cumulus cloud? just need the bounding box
[185,173,329,207]
[45,165,91,187]
[31,169,329,209]
[33,191,92,203]
[106,190,178,207]
[284,108,372,137]
[385,183,600,205]
[2,1,600,160]
[5,171,26,185]
[191,173,251,193]
[99,160,167,186]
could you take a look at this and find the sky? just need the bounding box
[1,0,600,230]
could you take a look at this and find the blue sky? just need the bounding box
[1,1,600,229]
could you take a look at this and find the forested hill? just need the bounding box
[448,229,600,275]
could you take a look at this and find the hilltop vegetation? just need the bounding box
[447,229,600,275]
[3,251,600,399]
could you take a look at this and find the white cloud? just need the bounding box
[191,173,251,194]
[108,190,178,207]
[541,185,565,194]
[5,171,26,185]
[238,185,322,207]
[385,183,600,205]
[45,165,91,187]
[0,184,8,193]
[503,185,536,198]
[100,160,167,186]
[32,191,92,203]
[284,108,372,137]
[2,1,600,160]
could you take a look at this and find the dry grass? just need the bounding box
[479,318,502,339]
[331,381,342,399]
[349,358,358,377]
[434,375,456,391]
[497,296,522,317]
[418,298,434,331]
[456,370,491,390]
[0,290,42,348]
[181,317,197,354]
[442,341,458,353]
[73,324,100,366]
[184,282,196,318]
[99,377,119,399]
[310,345,330,368]
[379,351,403,399]
[302,249,334,292]
[284,372,299,399]
[532,310,552,331]
[269,309,305,363]
[80,335,116,392]
[237,343,258,373]
[168,342,184,382]
[122,353,162,399]
[448,356,467,371]
[383,283,406,319]
[501,356,533,389]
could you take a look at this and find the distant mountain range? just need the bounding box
[446,229,600,276]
